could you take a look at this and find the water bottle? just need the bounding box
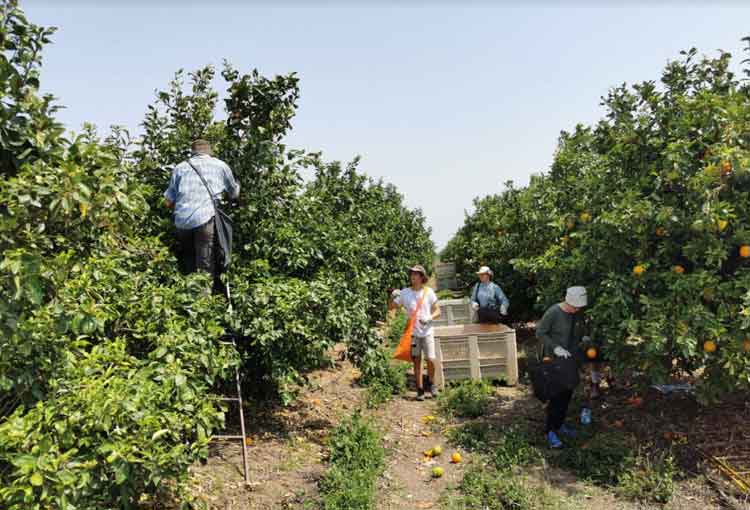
[580,407,592,425]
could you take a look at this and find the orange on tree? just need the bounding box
[673,265,685,274]
[633,265,646,276]
[721,160,732,175]
[586,347,598,359]
[740,245,750,258]
[703,340,717,353]
[656,227,667,237]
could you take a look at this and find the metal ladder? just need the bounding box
[210,282,250,483]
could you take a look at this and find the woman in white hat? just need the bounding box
[470,266,510,324]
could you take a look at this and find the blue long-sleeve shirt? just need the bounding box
[471,282,510,310]
[164,154,240,230]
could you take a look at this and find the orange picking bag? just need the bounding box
[393,288,428,362]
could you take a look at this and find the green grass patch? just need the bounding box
[446,421,494,451]
[616,450,677,504]
[442,465,565,510]
[320,411,385,510]
[548,428,677,503]
[491,425,542,471]
[447,421,541,470]
[438,380,494,418]
[553,430,631,486]
[358,346,408,408]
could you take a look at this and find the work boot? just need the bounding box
[546,430,563,449]
[558,424,577,438]
[424,376,433,398]
[416,388,425,401]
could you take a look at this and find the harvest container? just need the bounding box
[433,298,473,327]
[435,262,458,291]
[432,323,518,389]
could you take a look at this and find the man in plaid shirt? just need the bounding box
[164,140,240,278]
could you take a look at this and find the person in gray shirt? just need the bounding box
[536,286,587,449]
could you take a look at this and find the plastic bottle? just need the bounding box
[580,407,592,425]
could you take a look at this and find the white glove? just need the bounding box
[471,302,480,311]
[391,289,401,300]
[500,304,508,316]
[553,346,571,359]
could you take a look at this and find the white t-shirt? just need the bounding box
[395,286,439,337]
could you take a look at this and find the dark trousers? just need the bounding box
[546,389,573,432]
[176,219,215,277]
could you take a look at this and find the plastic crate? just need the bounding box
[433,298,473,327]
[435,262,458,291]
[432,323,518,388]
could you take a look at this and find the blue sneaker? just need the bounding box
[547,430,563,449]
[558,424,577,438]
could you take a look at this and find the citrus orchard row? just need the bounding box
[444,41,750,402]
[0,2,432,507]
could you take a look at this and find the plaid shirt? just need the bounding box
[164,154,240,230]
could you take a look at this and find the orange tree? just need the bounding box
[136,64,434,400]
[446,42,750,401]
[0,1,432,507]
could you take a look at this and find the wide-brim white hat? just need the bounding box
[476,266,493,276]
[565,286,588,308]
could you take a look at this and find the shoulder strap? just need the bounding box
[472,283,479,302]
[186,159,218,212]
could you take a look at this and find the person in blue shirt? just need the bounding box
[470,266,510,324]
[164,139,240,278]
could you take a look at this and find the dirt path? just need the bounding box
[187,336,741,510]
[189,351,366,509]
[374,393,464,510]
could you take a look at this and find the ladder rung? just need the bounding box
[212,435,245,440]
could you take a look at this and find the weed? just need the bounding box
[491,425,542,471]
[553,431,632,486]
[447,422,541,471]
[616,451,677,504]
[442,465,564,510]
[358,346,407,408]
[438,380,494,418]
[446,422,494,451]
[320,411,385,510]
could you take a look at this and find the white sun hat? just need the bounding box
[565,286,588,308]
[476,266,493,276]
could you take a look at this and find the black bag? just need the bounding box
[187,160,233,270]
[477,307,502,324]
[528,356,580,403]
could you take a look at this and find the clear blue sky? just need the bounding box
[25,2,750,249]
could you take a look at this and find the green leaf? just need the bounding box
[151,429,169,441]
[30,472,43,487]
